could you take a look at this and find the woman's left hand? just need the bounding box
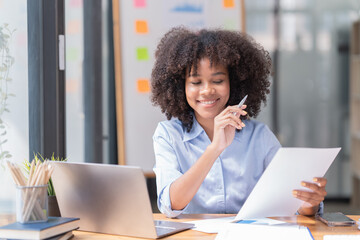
[293,177,327,216]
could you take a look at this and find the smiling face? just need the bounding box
[185,58,230,127]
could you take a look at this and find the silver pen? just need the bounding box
[233,95,248,116]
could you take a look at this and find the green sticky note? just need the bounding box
[66,47,79,61]
[224,19,236,30]
[137,47,149,61]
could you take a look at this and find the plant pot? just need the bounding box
[48,195,61,217]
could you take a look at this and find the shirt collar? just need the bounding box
[183,116,205,142]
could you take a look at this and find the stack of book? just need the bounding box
[0,216,79,240]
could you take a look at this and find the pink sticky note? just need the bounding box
[70,0,83,8]
[134,0,146,8]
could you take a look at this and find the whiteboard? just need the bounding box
[114,0,244,173]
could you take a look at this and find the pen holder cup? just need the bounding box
[16,185,48,223]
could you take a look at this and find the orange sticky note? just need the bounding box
[66,78,79,93]
[135,20,148,34]
[223,0,235,8]
[137,79,150,93]
[67,20,81,34]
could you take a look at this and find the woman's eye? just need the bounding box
[191,81,201,85]
[214,80,224,84]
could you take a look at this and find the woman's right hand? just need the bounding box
[211,104,247,152]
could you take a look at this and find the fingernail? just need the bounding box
[292,190,298,196]
[301,182,306,187]
[243,111,247,115]
[313,178,319,182]
[241,122,245,127]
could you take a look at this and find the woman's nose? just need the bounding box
[200,84,215,95]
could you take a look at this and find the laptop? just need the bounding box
[51,162,194,239]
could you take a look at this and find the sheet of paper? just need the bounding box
[235,147,341,221]
[187,217,285,233]
[215,223,313,240]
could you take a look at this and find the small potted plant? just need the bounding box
[23,153,67,217]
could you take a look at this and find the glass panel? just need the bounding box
[65,0,84,163]
[0,1,29,213]
[280,13,313,52]
[247,13,275,52]
[280,0,310,10]
[278,1,356,196]
[246,0,275,10]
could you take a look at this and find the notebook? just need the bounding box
[215,223,314,240]
[0,216,79,239]
[51,162,194,239]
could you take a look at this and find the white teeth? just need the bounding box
[200,100,216,105]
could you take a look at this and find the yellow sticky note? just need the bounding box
[223,0,235,8]
[135,20,148,34]
[136,47,149,61]
[137,79,150,93]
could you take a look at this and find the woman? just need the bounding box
[150,27,326,218]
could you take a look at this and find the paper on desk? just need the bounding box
[215,223,313,240]
[187,216,285,233]
[235,147,341,221]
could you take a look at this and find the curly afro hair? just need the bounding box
[151,27,272,132]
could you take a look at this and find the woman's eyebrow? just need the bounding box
[212,72,226,76]
[188,71,226,77]
[188,73,199,77]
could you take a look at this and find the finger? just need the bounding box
[227,113,246,127]
[313,177,327,187]
[294,194,323,207]
[217,118,243,130]
[301,181,326,195]
[217,105,235,117]
[293,190,325,203]
[226,105,247,117]
[217,111,246,128]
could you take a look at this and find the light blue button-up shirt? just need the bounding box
[153,117,282,218]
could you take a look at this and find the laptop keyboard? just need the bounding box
[154,220,194,237]
[155,220,178,236]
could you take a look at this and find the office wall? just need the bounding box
[117,0,244,172]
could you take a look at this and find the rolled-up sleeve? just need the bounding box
[153,124,185,218]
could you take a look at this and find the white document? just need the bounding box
[235,147,341,221]
[215,223,314,240]
[187,217,285,233]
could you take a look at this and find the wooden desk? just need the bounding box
[73,214,360,240]
[1,214,360,239]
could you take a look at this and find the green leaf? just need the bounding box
[0,151,9,159]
